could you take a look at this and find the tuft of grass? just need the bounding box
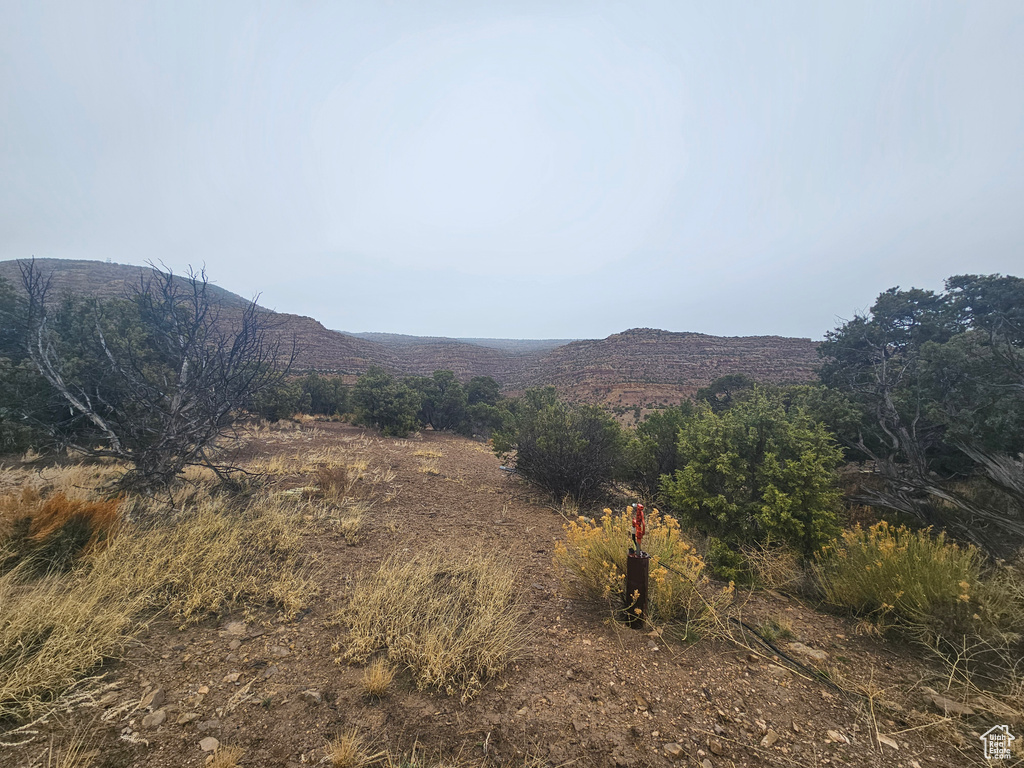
[361,658,396,698]
[554,506,707,623]
[757,616,796,643]
[342,544,528,702]
[412,449,443,459]
[325,730,386,768]
[209,746,244,768]
[417,461,441,476]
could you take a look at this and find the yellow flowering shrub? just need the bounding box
[814,521,982,632]
[554,507,707,622]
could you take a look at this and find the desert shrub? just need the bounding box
[661,387,842,557]
[352,367,421,437]
[406,370,468,432]
[0,488,121,573]
[298,372,349,416]
[342,544,527,702]
[251,379,307,421]
[814,521,982,633]
[493,386,624,503]
[554,506,706,623]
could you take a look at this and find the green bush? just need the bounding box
[493,387,624,503]
[406,370,468,432]
[661,387,842,557]
[623,403,693,501]
[352,367,421,438]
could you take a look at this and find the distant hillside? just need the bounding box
[515,327,819,409]
[351,332,575,354]
[0,259,820,409]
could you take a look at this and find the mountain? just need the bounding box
[0,259,821,408]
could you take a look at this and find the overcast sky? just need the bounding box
[2,1,1022,340]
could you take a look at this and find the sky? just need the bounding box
[2,1,1022,340]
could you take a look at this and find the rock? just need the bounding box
[708,738,726,756]
[760,730,780,747]
[877,734,899,750]
[177,712,201,725]
[826,729,848,744]
[228,639,241,651]
[263,665,279,679]
[766,665,792,680]
[921,688,976,717]
[786,642,829,663]
[198,720,220,732]
[702,760,713,768]
[197,685,209,695]
[223,672,241,683]
[300,689,323,706]
[140,687,165,711]
[634,695,649,711]
[572,719,587,733]
[664,742,684,759]
[141,709,166,728]
[516,707,529,716]
[199,736,219,752]
[270,645,290,658]
[224,621,246,636]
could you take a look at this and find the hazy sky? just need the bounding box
[2,1,1022,339]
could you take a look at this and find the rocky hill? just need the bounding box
[0,259,821,405]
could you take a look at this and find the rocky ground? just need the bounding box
[3,422,1016,768]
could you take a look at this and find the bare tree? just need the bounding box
[20,259,293,491]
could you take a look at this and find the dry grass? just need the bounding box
[208,746,244,768]
[417,461,441,476]
[361,659,396,698]
[324,730,387,768]
[412,449,443,459]
[38,732,96,768]
[741,542,801,590]
[342,544,528,701]
[0,479,311,721]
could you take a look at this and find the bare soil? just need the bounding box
[3,422,1004,767]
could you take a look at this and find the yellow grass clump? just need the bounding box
[208,746,244,768]
[554,506,707,623]
[361,658,396,698]
[342,545,528,702]
[0,484,311,720]
[324,730,386,768]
